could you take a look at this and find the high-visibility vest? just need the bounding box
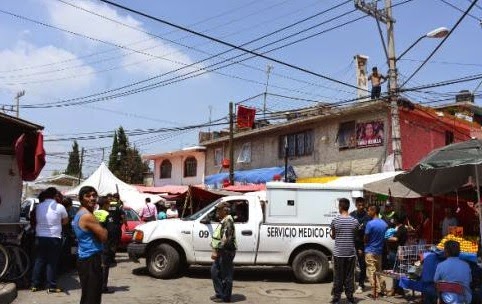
[93,209,109,223]
[211,215,237,250]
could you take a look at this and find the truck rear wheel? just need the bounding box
[292,249,329,283]
[147,243,180,279]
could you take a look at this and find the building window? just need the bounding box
[237,142,251,163]
[214,148,223,167]
[337,121,356,149]
[279,130,314,158]
[184,157,197,177]
[160,160,172,179]
[445,130,454,145]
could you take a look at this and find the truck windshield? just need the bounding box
[182,199,222,221]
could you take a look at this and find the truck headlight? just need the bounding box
[133,230,144,243]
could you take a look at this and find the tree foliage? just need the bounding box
[65,140,81,177]
[108,127,148,184]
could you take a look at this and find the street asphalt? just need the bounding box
[13,252,417,304]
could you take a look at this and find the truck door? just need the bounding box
[192,209,216,263]
[193,200,257,264]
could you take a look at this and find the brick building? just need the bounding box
[199,99,481,180]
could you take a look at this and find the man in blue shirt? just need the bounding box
[434,240,472,304]
[365,205,388,297]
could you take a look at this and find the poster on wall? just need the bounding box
[356,121,384,148]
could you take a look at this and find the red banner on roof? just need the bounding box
[237,105,256,128]
[15,131,45,181]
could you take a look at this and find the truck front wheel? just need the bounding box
[292,249,329,283]
[147,243,180,279]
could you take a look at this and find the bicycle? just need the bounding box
[0,243,9,280]
[2,244,30,282]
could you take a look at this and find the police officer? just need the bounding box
[93,197,116,294]
[107,193,126,266]
[210,202,237,303]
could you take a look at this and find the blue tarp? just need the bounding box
[204,166,296,187]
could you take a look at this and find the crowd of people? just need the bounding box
[29,186,129,304]
[330,197,474,304]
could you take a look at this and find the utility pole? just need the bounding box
[355,0,402,170]
[208,105,213,133]
[262,65,273,119]
[14,90,25,118]
[78,147,85,183]
[229,102,234,185]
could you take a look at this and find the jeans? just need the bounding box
[211,250,235,301]
[31,237,61,288]
[371,86,381,99]
[387,250,403,292]
[78,253,103,304]
[355,246,367,288]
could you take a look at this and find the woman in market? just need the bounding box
[416,210,433,245]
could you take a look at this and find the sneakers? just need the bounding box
[355,286,364,294]
[47,287,64,294]
[30,287,39,292]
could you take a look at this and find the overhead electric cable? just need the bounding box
[400,0,479,88]
[6,3,361,108]
[99,0,362,91]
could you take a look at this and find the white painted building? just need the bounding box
[143,146,206,186]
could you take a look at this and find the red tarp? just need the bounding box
[15,132,45,181]
[237,105,256,128]
[223,184,266,192]
[135,185,188,194]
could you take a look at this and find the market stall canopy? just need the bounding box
[363,174,421,198]
[297,172,401,189]
[182,185,241,217]
[204,166,296,187]
[135,185,189,195]
[65,162,164,212]
[394,139,482,196]
[223,184,266,192]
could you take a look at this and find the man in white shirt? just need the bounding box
[31,187,68,293]
[441,208,458,236]
[166,203,179,219]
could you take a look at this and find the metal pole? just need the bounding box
[284,136,288,182]
[475,164,482,248]
[263,65,273,119]
[385,0,402,170]
[15,90,25,118]
[229,102,234,185]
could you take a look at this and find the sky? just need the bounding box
[0,0,481,177]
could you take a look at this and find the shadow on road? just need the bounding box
[230,294,247,302]
[132,265,333,284]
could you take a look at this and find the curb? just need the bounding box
[0,283,17,304]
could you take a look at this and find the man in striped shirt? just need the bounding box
[330,198,360,304]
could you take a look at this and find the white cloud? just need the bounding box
[45,0,202,76]
[0,42,95,95]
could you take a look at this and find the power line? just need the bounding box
[100,0,362,91]
[439,0,482,22]
[400,0,479,88]
[7,3,362,108]
[0,0,262,73]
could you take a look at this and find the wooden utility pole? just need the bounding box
[229,102,234,185]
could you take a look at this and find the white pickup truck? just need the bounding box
[127,182,360,283]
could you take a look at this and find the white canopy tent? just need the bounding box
[65,163,164,213]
